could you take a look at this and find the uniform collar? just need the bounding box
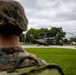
[0,46,24,54]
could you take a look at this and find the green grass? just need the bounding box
[25,48,76,75]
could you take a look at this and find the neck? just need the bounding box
[0,35,20,48]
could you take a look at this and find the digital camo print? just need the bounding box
[0,47,37,70]
[0,0,28,31]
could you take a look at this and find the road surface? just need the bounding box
[21,45,76,50]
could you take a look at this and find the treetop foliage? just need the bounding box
[26,27,66,42]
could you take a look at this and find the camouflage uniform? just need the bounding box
[0,0,28,32]
[0,47,44,70]
[0,0,46,71]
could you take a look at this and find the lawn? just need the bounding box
[25,48,76,75]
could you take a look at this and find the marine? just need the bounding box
[0,0,45,71]
[0,0,64,75]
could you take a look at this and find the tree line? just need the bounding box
[20,27,76,45]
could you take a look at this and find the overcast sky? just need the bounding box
[16,0,76,38]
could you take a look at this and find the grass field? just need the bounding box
[25,48,76,75]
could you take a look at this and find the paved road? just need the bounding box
[21,45,76,50]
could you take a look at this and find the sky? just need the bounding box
[15,0,76,38]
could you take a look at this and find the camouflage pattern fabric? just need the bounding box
[0,0,28,31]
[0,47,39,71]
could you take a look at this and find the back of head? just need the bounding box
[0,0,28,36]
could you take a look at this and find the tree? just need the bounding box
[38,28,49,38]
[26,28,40,43]
[69,37,76,44]
[26,27,66,44]
[20,34,26,44]
[49,27,66,37]
[63,38,70,44]
[48,27,66,44]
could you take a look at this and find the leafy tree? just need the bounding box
[26,28,40,42]
[38,28,49,38]
[64,39,69,42]
[63,38,70,44]
[20,34,26,44]
[48,27,66,37]
[26,27,66,43]
[69,37,76,44]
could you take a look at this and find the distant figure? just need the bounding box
[0,0,45,70]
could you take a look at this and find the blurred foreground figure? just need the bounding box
[0,0,46,70]
[0,1,64,75]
